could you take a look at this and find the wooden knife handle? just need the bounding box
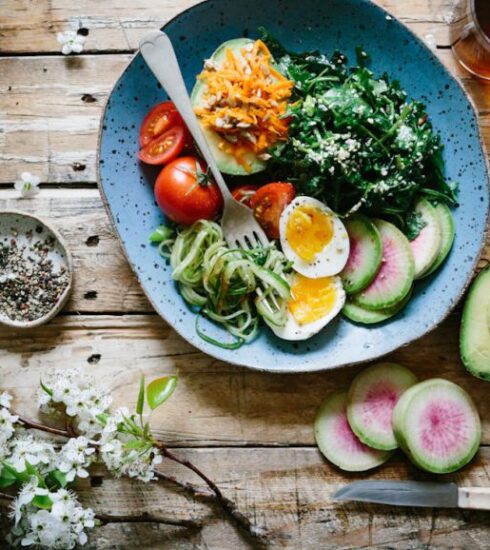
[458,487,490,510]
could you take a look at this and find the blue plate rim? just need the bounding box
[96,0,490,373]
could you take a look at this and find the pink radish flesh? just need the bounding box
[344,233,363,271]
[355,220,414,310]
[419,399,470,458]
[361,383,399,432]
[362,238,399,298]
[335,413,373,454]
[315,391,392,471]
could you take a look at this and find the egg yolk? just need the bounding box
[285,205,334,261]
[288,274,338,325]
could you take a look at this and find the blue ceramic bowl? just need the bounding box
[98,0,489,372]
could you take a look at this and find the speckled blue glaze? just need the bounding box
[98,0,489,372]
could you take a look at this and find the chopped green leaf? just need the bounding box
[405,210,428,241]
[149,225,174,244]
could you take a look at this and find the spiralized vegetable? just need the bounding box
[155,220,292,348]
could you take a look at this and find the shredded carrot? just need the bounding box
[194,39,293,171]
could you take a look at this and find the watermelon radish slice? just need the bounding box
[340,215,382,294]
[314,391,392,471]
[409,198,442,279]
[342,289,411,325]
[421,203,455,277]
[392,379,481,474]
[347,363,418,450]
[353,219,415,310]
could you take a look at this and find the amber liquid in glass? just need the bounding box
[453,0,490,80]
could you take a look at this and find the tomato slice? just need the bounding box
[139,101,181,147]
[249,182,296,240]
[138,125,186,165]
[231,185,259,207]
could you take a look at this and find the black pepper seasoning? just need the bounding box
[0,233,69,322]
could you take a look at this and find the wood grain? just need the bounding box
[0,0,454,54]
[1,51,489,185]
[2,0,490,547]
[2,448,490,549]
[2,310,489,447]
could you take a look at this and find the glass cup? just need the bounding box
[450,0,490,80]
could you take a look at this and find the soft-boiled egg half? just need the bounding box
[267,272,346,341]
[279,196,350,278]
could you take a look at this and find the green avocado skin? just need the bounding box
[460,266,490,381]
[190,38,266,176]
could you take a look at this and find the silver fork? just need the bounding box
[139,31,269,251]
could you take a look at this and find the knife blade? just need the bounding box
[333,480,459,508]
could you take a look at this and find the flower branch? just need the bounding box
[0,371,270,548]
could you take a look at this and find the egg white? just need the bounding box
[279,196,350,278]
[267,274,346,341]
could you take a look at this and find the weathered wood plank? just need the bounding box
[2,310,490,447]
[1,188,488,314]
[2,447,490,548]
[1,50,488,185]
[0,0,454,54]
[0,188,151,312]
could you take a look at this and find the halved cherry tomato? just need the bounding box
[249,182,295,240]
[138,125,186,166]
[139,101,181,147]
[231,185,259,208]
[154,156,223,225]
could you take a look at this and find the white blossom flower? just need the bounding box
[10,476,50,525]
[56,437,95,482]
[9,480,95,548]
[14,172,40,198]
[0,391,13,408]
[38,368,112,437]
[7,433,56,474]
[57,30,86,55]
[0,407,18,448]
[100,436,162,483]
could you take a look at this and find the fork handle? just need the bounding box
[139,31,232,201]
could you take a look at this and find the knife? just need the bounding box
[333,481,490,510]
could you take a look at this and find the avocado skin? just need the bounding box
[460,265,490,380]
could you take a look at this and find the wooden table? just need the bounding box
[1,1,490,548]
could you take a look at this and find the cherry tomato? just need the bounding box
[249,182,296,240]
[139,101,181,147]
[231,185,259,208]
[154,156,223,225]
[138,125,185,166]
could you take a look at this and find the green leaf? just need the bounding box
[40,380,53,397]
[25,461,46,488]
[0,466,18,488]
[149,225,173,244]
[32,494,52,510]
[1,462,29,483]
[146,376,178,410]
[49,470,68,489]
[96,413,109,426]
[123,439,148,451]
[136,375,145,416]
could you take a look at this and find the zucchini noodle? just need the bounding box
[153,220,292,347]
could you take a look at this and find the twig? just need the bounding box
[17,415,72,438]
[155,442,270,545]
[95,511,201,530]
[155,471,214,501]
[13,413,270,544]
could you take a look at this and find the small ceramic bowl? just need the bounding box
[0,210,73,329]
